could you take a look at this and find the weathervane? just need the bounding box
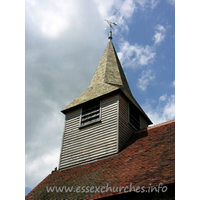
[105,19,117,40]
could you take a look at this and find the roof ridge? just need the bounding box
[136,119,175,133]
[147,119,175,130]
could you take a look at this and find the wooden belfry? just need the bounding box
[59,29,152,170]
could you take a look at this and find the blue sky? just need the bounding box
[24,0,174,196]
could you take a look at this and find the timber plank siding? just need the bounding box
[59,95,118,170]
[140,115,149,129]
[118,94,149,150]
[118,94,136,150]
[59,93,150,170]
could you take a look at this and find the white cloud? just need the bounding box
[94,0,115,19]
[119,0,136,19]
[26,148,60,188]
[150,0,160,9]
[167,0,175,6]
[153,32,164,44]
[118,24,167,91]
[25,0,108,188]
[94,0,136,34]
[134,0,146,9]
[118,41,156,68]
[159,94,167,101]
[26,0,77,37]
[172,80,175,87]
[137,69,155,91]
[94,0,159,34]
[118,24,166,69]
[153,24,166,45]
[156,24,166,32]
[163,95,175,119]
[143,94,175,125]
[134,0,160,10]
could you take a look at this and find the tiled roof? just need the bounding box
[61,41,152,124]
[26,119,175,200]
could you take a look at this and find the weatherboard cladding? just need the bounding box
[140,115,149,129]
[59,94,118,170]
[59,93,149,170]
[26,120,175,200]
[118,94,136,150]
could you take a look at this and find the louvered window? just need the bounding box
[80,102,100,127]
[129,104,140,130]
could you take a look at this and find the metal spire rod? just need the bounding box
[108,30,112,40]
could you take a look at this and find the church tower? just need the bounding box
[59,35,152,170]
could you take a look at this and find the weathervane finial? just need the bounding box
[105,19,117,40]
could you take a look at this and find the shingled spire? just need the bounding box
[89,40,132,94]
[61,40,151,123]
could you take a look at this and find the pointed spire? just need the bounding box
[89,40,132,96]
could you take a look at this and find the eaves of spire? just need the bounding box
[61,40,151,124]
